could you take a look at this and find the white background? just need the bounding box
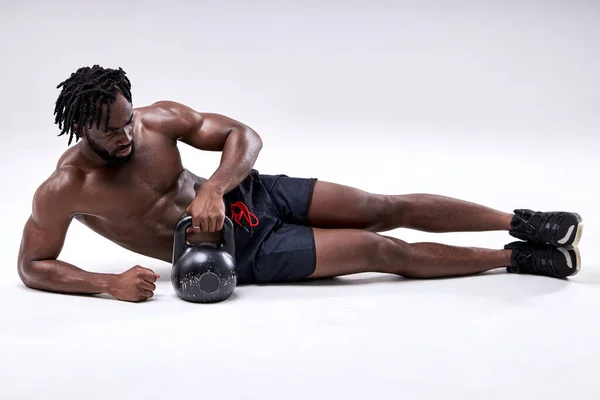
[1,1,599,399]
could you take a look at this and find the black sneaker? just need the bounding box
[504,241,580,279]
[509,209,583,248]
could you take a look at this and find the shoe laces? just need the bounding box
[512,246,558,277]
[516,211,565,243]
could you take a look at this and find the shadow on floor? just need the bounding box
[245,268,576,305]
[33,261,596,305]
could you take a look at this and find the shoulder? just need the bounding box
[141,100,200,117]
[136,100,203,140]
[31,165,85,221]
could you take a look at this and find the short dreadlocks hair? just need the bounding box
[53,65,132,145]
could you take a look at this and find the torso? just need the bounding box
[61,108,221,263]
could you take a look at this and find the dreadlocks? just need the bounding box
[53,65,132,145]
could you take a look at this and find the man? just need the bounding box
[17,65,584,303]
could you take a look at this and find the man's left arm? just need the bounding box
[150,101,263,231]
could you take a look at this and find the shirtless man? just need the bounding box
[17,65,584,302]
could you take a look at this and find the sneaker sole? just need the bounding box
[573,246,581,275]
[571,213,584,248]
[563,212,582,277]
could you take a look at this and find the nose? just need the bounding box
[116,125,133,146]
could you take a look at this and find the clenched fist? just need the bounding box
[185,184,226,233]
[109,265,160,302]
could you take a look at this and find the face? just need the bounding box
[81,91,135,167]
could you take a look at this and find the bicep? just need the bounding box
[183,112,245,151]
[18,183,74,265]
[149,101,253,151]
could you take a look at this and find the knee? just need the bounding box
[393,244,432,279]
[362,195,397,231]
[374,236,414,275]
[365,195,410,232]
[374,238,434,278]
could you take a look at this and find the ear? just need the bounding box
[73,123,86,138]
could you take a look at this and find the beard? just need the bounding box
[86,135,135,167]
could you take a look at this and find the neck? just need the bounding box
[78,139,111,169]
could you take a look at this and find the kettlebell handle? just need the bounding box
[172,215,236,265]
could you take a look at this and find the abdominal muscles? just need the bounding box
[75,169,218,263]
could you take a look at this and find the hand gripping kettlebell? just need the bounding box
[171,215,237,303]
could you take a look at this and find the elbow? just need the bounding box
[248,129,263,151]
[17,259,40,289]
[233,127,262,152]
[17,262,33,288]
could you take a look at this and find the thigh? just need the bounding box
[252,224,404,283]
[309,227,406,279]
[306,181,390,230]
[258,173,318,225]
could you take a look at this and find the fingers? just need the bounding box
[121,289,154,303]
[211,215,224,232]
[135,266,159,282]
[139,280,156,292]
[186,195,226,232]
[216,215,224,231]
[134,281,155,302]
[192,216,202,233]
[135,283,155,301]
[142,271,159,283]
[186,207,201,233]
[201,217,210,233]
[208,215,219,233]
[190,215,225,233]
[140,289,154,300]
[128,289,153,302]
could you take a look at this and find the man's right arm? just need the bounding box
[17,171,158,301]
[17,170,116,295]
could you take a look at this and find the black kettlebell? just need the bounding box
[171,215,237,303]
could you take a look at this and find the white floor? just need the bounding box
[1,1,600,399]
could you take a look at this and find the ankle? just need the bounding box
[504,213,515,231]
[502,249,512,266]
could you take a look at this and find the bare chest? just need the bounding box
[75,140,204,255]
[96,144,185,217]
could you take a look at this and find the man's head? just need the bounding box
[54,65,135,167]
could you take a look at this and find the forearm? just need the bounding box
[205,128,263,195]
[19,259,117,295]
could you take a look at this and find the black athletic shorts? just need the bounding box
[222,169,318,284]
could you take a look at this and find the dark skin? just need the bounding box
[18,91,516,302]
[17,93,264,302]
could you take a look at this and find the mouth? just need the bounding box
[118,145,132,156]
